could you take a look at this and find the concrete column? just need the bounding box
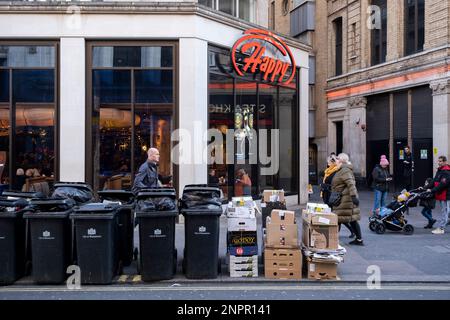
[177,38,208,191]
[299,67,309,205]
[430,79,450,170]
[348,97,367,178]
[59,38,85,182]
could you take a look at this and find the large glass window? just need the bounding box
[405,0,425,55]
[334,17,343,76]
[371,0,387,65]
[198,0,255,23]
[0,44,57,192]
[208,46,299,198]
[89,44,176,191]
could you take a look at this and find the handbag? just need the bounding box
[328,191,342,207]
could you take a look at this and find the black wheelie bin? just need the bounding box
[71,203,120,285]
[180,184,223,279]
[98,190,135,267]
[23,199,75,284]
[136,188,178,281]
[0,197,30,285]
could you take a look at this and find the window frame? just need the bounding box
[404,0,425,56]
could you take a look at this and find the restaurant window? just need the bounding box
[88,43,176,191]
[0,44,57,193]
[208,46,299,199]
[405,0,425,55]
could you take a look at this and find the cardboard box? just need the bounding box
[270,210,296,224]
[227,216,257,232]
[229,261,258,272]
[305,259,338,280]
[228,245,258,256]
[265,267,301,280]
[227,231,257,247]
[306,203,332,214]
[302,222,338,251]
[231,197,254,208]
[227,206,255,218]
[264,248,302,261]
[263,190,285,203]
[302,211,338,226]
[229,255,258,264]
[266,223,298,248]
[230,269,258,278]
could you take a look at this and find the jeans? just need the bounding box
[373,190,387,213]
[437,200,450,229]
[421,207,433,223]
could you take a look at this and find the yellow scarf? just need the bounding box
[323,164,339,183]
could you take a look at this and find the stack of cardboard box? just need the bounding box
[261,190,286,229]
[302,203,346,280]
[264,210,302,280]
[226,197,258,277]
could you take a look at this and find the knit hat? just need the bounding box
[380,155,389,166]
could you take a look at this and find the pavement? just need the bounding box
[5,187,450,287]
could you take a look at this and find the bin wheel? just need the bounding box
[375,223,386,234]
[403,224,414,235]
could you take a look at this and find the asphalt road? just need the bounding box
[1,283,449,300]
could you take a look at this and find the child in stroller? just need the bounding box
[369,189,422,235]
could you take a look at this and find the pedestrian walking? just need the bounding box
[418,178,436,229]
[403,146,413,190]
[371,155,393,214]
[331,153,363,245]
[427,156,450,235]
[132,148,161,194]
[321,154,355,238]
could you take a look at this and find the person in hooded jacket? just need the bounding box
[427,156,450,235]
[418,177,436,229]
[331,153,363,245]
[371,155,393,215]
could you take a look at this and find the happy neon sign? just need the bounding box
[231,29,296,85]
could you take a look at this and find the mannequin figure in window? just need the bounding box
[132,148,161,194]
[208,168,220,187]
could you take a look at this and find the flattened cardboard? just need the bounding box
[270,210,296,224]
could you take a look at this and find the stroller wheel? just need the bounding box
[403,224,414,235]
[369,221,377,232]
[375,223,386,235]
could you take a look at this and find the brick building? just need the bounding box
[285,0,450,188]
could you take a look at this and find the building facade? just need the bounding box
[287,0,450,189]
[0,1,310,204]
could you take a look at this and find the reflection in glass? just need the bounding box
[134,106,173,184]
[0,104,9,185]
[13,70,54,103]
[239,0,254,22]
[135,70,173,103]
[14,104,55,185]
[0,70,9,102]
[0,46,55,68]
[93,46,173,68]
[218,0,235,15]
[93,70,131,104]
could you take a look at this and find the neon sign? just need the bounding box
[231,29,296,85]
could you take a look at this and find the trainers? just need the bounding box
[431,228,445,235]
[349,239,364,246]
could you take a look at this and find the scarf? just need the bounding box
[323,164,339,183]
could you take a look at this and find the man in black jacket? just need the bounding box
[132,148,160,194]
[403,146,413,190]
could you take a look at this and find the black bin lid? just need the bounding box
[53,182,93,192]
[2,191,46,199]
[136,188,177,200]
[98,190,134,203]
[71,203,119,220]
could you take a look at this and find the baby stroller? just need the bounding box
[369,189,423,235]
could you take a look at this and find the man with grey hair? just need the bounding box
[132,148,160,194]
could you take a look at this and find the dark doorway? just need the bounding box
[412,139,433,189]
[393,139,408,191]
[335,121,343,155]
